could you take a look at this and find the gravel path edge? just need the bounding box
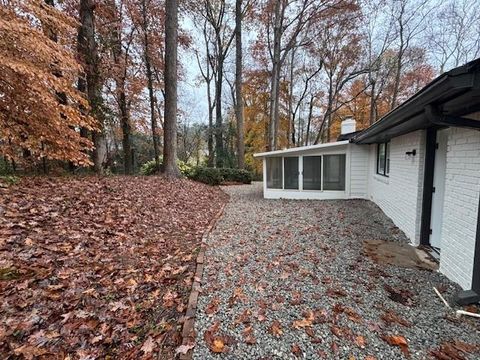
[178,192,229,360]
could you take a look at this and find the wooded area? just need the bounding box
[1,0,479,177]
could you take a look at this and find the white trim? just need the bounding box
[253,141,349,157]
[264,189,347,200]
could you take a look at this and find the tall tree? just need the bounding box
[389,0,431,110]
[427,0,480,73]
[265,0,317,150]
[140,0,161,169]
[194,19,216,167]
[235,0,245,168]
[163,0,180,177]
[77,0,106,172]
[202,0,236,167]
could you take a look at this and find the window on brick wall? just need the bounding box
[377,142,390,176]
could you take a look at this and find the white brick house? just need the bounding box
[255,58,480,304]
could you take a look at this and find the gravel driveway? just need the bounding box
[192,183,480,359]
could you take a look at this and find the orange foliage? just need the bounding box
[0,1,97,165]
[243,70,289,174]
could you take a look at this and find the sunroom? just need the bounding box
[254,139,369,200]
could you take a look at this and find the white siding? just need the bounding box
[350,145,369,198]
[367,130,425,244]
[440,128,480,289]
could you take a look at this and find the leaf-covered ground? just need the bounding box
[0,176,228,359]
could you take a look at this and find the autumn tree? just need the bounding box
[0,0,97,166]
[140,0,162,169]
[388,0,433,109]
[163,0,180,177]
[194,18,216,167]
[77,0,106,172]
[235,0,245,168]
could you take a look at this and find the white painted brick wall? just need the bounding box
[439,128,480,290]
[367,130,425,244]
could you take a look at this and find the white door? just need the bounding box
[430,129,448,249]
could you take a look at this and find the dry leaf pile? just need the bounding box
[0,176,227,359]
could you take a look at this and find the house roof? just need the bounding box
[337,130,363,141]
[351,58,480,144]
[253,140,349,158]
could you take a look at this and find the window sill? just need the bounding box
[374,174,390,184]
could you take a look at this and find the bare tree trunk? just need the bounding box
[235,0,245,169]
[111,2,132,174]
[288,50,295,147]
[141,0,160,169]
[207,78,215,167]
[391,1,405,110]
[305,95,314,145]
[163,0,180,177]
[268,0,282,151]
[369,79,376,125]
[195,22,215,167]
[215,47,225,168]
[119,89,132,174]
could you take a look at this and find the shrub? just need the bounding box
[0,175,19,187]
[140,159,160,176]
[140,158,193,177]
[219,168,253,184]
[189,167,223,186]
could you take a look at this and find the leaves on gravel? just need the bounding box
[203,321,233,353]
[430,340,480,360]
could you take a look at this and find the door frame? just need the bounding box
[420,128,437,246]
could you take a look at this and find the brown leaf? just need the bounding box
[140,336,156,354]
[175,343,195,355]
[242,326,256,345]
[381,309,412,327]
[234,309,252,326]
[291,344,302,357]
[203,321,232,354]
[354,335,366,348]
[330,325,352,339]
[382,335,409,356]
[345,307,363,323]
[205,297,220,315]
[269,320,283,337]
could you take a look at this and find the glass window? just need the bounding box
[266,157,282,189]
[377,142,390,176]
[303,156,322,190]
[323,154,346,191]
[284,157,299,189]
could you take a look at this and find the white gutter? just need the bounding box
[253,141,349,157]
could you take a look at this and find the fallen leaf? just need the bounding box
[382,335,409,356]
[269,320,283,337]
[140,337,156,354]
[355,335,366,348]
[242,326,256,345]
[175,343,195,355]
[205,297,220,315]
[291,344,302,357]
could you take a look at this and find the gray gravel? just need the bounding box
[192,182,480,359]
